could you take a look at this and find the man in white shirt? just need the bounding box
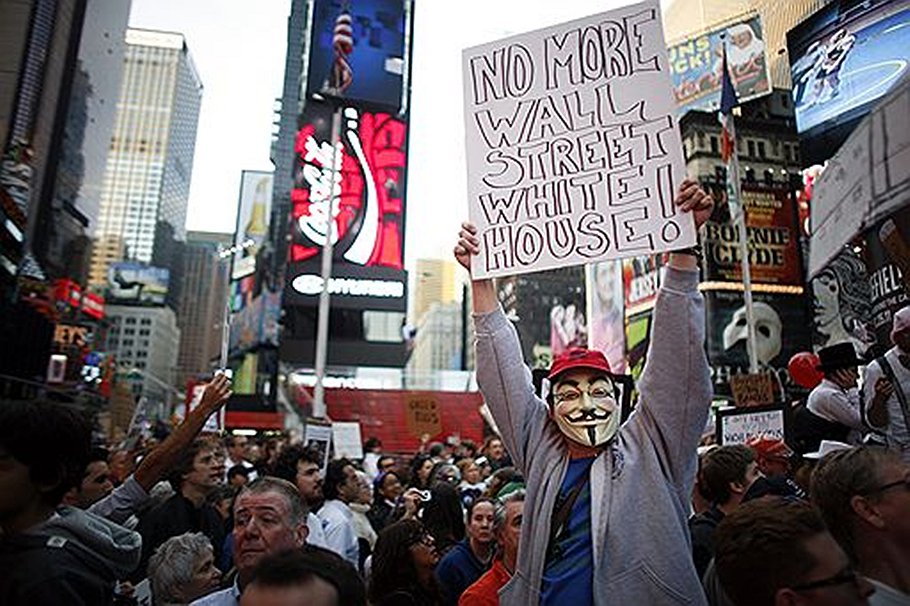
[863,306,910,463]
[272,444,328,549]
[316,458,360,568]
[807,342,867,443]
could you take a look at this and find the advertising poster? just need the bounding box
[306,0,411,111]
[290,100,407,271]
[705,291,811,396]
[668,14,771,114]
[232,171,273,283]
[810,249,876,353]
[863,205,910,346]
[587,260,626,372]
[789,1,910,135]
[106,263,169,306]
[623,254,663,317]
[462,1,695,280]
[702,186,803,286]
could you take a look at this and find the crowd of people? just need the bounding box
[0,180,907,605]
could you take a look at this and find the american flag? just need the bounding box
[330,11,354,94]
[719,46,738,163]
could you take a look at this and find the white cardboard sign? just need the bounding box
[462,1,694,279]
[332,421,364,459]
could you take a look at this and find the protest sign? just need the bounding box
[332,421,363,459]
[463,0,695,279]
[716,404,787,445]
[730,373,776,407]
[405,395,442,438]
[304,422,332,474]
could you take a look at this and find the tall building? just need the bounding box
[407,301,463,373]
[89,28,203,288]
[663,0,829,88]
[176,231,232,387]
[413,258,458,325]
[105,304,180,416]
[34,0,132,285]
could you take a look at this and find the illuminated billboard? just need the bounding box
[668,14,771,114]
[702,186,803,286]
[232,171,273,281]
[305,0,413,111]
[788,0,910,161]
[290,101,406,270]
[106,262,169,306]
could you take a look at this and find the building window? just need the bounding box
[124,328,135,335]
[747,140,756,158]
[745,167,756,182]
[757,141,766,159]
[125,318,136,325]
[710,136,719,155]
[715,165,726,182]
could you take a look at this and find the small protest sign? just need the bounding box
[716,404,787,445]
[304,422,332,474]
[332,422,363,459]
[405,395,442,438]
[730,373,776,407]
[462,0,695,279]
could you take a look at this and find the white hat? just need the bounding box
[803,440,851,460]
[891,306,910,343]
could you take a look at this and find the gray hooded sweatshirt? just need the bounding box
[0,506,142,604]
[474,266,712,605]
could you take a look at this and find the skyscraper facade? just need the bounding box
[413,258,458,325]
[176,230,232,386]
[89,28,202,288]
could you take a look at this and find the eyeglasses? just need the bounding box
[790,568,860,592]
[860,477,910,497]
[554,385,613,404]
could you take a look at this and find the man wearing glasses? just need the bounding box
[811,446,910,604]
[714,498,875,606]
[454,179,715,604]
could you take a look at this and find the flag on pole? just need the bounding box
[329,12,354,94]
[718,44,741,218]
[719,46,738,163]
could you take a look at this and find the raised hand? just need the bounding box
[675,178,714,229]
[453,222,480,274]
[198,372,232,415]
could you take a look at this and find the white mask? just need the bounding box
[551,370,620,447]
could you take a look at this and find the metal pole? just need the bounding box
[729,148,760,373]
[312,104,344,419]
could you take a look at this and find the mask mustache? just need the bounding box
[566,409,611,423]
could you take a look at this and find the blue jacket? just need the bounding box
[435,538,489,606]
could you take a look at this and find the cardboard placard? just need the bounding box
[716,404,787,445]
[405,395,442,438]
[730,373,776,407]
[332,422,363,459]
[463,0,694,279]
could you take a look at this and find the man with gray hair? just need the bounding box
[148,532,221,604]
[863,305,910,463]
[191,477,309,605]
[459,490,526,606]
[811,446,910,603]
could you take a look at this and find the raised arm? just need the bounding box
[631,181,714,487]
[88,374,232,522]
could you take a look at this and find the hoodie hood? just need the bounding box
[29,506,142,578]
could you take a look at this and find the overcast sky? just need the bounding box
[129,0,673,270]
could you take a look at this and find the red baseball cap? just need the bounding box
[548,347,612,381]
[746,435,793,459]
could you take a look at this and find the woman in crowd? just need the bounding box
[409,453,435,491]
[456,458,485,509]
[421,482,466,556]
[368,470,404,533]
[351,470,378,572]
[148,532,221,605]
[369,519,443,606]
[435,498,496,606]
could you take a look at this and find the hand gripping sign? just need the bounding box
[462,0,696,279]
